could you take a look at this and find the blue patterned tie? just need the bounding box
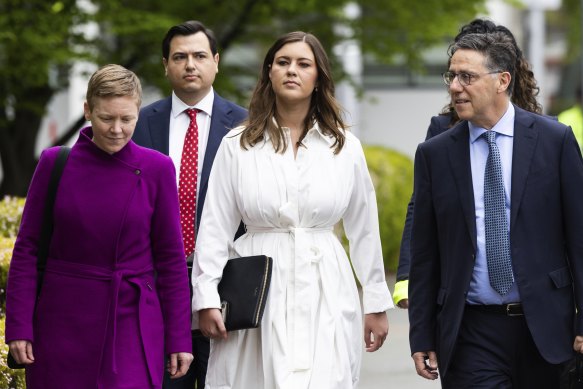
[482,131,514,295]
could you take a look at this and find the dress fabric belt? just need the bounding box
[45,259,156,383]
[245,225,334,371]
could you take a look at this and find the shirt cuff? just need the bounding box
[192,281,221,312]
[191,281,222,330]
[362,281,394,313]
[392,279,409,306]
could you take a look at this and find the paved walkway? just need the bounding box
[358,275,441,388]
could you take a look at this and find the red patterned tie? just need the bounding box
[178,108,199,256]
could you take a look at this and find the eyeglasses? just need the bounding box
[442,71,502,86]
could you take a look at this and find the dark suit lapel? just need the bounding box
[447,122,477,250]
[148,97,172,155]
[197,94,234,223]
[510,107,538,229]
[200,94,233,188]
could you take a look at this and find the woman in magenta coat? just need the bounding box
[5,64,193,389]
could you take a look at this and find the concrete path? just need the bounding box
[358,275,441,388]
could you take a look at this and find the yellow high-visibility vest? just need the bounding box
[558,105,583,149]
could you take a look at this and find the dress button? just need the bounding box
[134,169,141,175]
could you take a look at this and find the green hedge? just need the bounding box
[334,145,413,273]
[363,145,413,272]
[0,197,25,239]
[0,237,15,317]
[0,197,26,386]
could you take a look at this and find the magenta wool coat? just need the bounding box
[5,127,192,389]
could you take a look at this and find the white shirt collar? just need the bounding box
[469,103,515,143]
[170,87,215,118]
[266,118,337,146]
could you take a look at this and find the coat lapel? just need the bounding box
[196,93,234,226]
[510,106,538,229]
[200,94,232,194]
[447,122,477,250]
[148,98,172,155]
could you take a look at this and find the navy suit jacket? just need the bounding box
[397,113,557,281]
[132,92,247,232]
[408,105,583,377]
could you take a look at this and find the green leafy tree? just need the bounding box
[1,0,486,196]
[0,0,90,196]
[548,0,581,113]
[556,0,580,62]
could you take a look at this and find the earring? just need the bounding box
[314,87,318,92]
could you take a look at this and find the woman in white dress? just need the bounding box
[192,31,393,389]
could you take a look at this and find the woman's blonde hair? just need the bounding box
[86,64,142,110]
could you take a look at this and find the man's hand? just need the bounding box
[397,299,409,309]
[364,312,389,352]
[167,352,194,378]
[573,335,583,353]
[8,340,35,365]
[199,308,227,340]
[412,351,438,380]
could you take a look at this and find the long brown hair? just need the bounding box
[240,31,346,154]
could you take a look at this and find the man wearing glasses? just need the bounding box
[408,31,583,388]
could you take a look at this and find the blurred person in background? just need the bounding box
[558,86,583,149]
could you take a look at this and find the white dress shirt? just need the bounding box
[169,87,215,193]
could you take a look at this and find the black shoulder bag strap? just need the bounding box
[36,146,71,295]
[7,146,71,369]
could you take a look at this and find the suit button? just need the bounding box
[134,169,141,175]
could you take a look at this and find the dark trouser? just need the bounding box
[164,263,210,388]
[163,334,209,389]
[442,305,565,388]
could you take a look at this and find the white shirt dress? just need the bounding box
[192,124,393,389]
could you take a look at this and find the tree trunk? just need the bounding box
[0,86,54,197]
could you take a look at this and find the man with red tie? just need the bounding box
[133,20,247,389]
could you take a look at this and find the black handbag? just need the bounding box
[7,146,71,369]
[192,255,273,337]
[218,255,273,331]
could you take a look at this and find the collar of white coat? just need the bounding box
[264,117,336,146]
